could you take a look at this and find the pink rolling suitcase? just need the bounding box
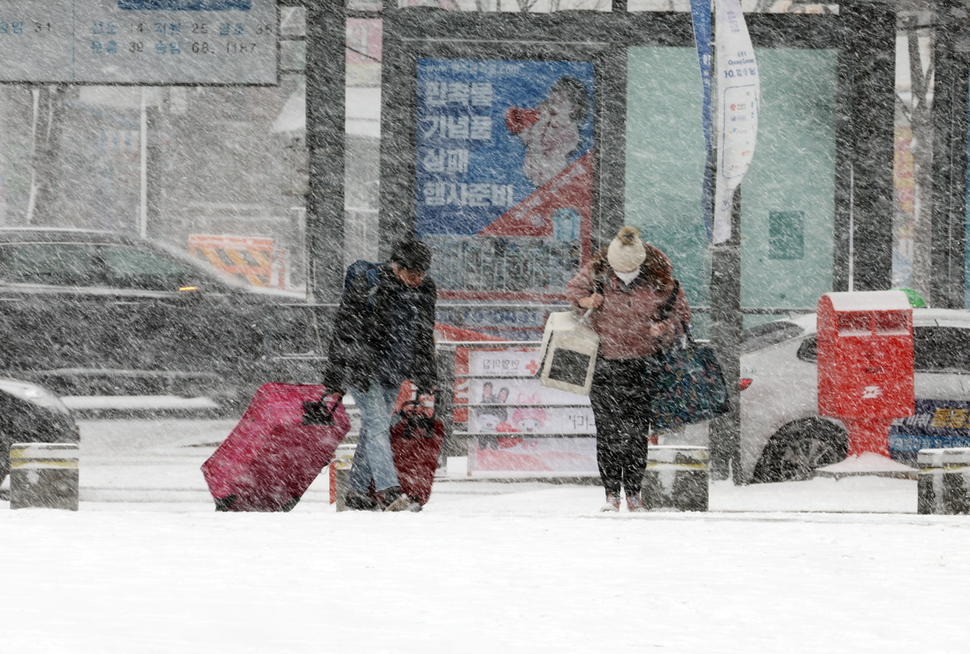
[201,383,350,512]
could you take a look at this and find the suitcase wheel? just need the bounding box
[215,495,237,512]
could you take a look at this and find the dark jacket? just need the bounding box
[324,263,437,395]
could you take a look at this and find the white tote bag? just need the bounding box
[538,309,599,395]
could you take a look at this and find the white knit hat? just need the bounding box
[607,226,646,273]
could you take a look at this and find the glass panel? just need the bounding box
[0,244,97,286]
[0,75,307,294]
[279,6,306,37]
[626,47,837,322]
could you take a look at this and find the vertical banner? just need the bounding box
[415,59,595,300]
[713,0,760,244]
[690,0,715,238]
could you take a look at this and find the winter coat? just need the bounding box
[565,243,691,360]
[324,264,437,395]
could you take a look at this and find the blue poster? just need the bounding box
[416,59,595,299]
[889,399,970,465]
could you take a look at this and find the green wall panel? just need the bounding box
[626,47,837,320]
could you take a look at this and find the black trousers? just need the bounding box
[589,356,654,498]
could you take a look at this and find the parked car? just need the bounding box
[0,376,79,484]
[0,228,323,412]
[713,308,970,482]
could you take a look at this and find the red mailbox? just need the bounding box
[817,291,915,457]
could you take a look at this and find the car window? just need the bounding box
[794,327,970,372]
[741,321,805,354]
[102,245,197,291]
[0,243,98,286]
[797,336,817,363]
[914,326,970,373]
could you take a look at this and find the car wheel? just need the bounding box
[753,419,848,483]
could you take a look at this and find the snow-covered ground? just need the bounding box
[2,418,969,653]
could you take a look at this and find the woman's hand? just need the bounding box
[647,322,667,338]
[578,293,603,309]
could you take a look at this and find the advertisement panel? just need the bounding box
[889,399,970,465]
[459,346,598,477]
[415,58,595,301]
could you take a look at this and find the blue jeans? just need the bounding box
[347,384,400,494]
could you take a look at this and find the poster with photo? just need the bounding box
[415,58,595,300]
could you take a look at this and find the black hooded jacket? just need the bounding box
[324,263,437,395]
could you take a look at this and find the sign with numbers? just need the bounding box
[0,0,276,84]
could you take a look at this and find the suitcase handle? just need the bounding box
[302,397,339,426]
[397,401,437,439]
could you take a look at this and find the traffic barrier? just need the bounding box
[641,445,709,512]
[918,448,970,515]
[329,444,356,512]
[9,443,79,511]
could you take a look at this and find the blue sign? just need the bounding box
[889,399,970,464]
[118,1,251,10]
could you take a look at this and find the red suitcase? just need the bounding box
[368,402,443,507]
[201,383,350,512]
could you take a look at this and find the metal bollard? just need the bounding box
[641,445,709,512]
[10,443,79,511]
[329,444,356,512]
[918,448,970,515]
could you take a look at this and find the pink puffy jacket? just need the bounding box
[565,244,692,361]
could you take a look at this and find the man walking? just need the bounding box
[324,237,437,511]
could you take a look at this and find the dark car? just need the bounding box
[0,228,323,411]
[0,376,79,484]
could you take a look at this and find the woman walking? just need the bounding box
[566,226,691,512]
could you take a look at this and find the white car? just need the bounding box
[698,308,970,483]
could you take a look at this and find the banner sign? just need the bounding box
[712,0,760,244]
[890,399,970,464]
[690,0,715,239]
[415,58,595,300]
[690,0,713,150]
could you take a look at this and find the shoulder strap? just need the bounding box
[364,266,380,305]
[657,279,680,321]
